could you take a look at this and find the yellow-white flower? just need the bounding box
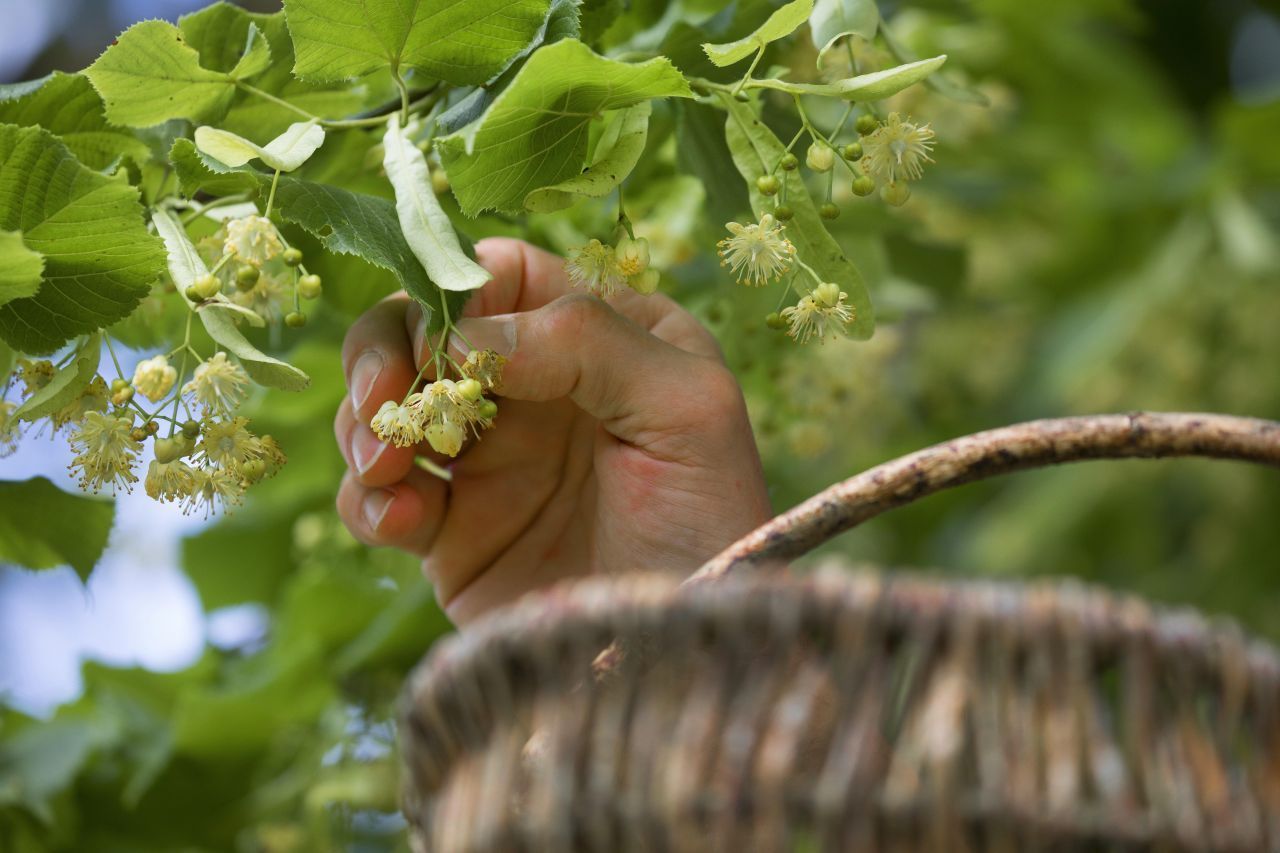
[145,459,197,503]
[182,467,243,519]
[781,282,854,344]
[224,215,284,267]
[717,213,796,287]
[68,412,141,493]
[615,236,651,277]
[197,417,268,471]
[420,379,489,457]
[133,355,178,403]
[184,353,249,416]
[566,239,627,297]
[370,395,427,448]
[230,269,291,324]
[0,401,21,457]
[861,112,935,184]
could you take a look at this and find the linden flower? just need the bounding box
[184,353,249,416]
[615,236,651,278]
[51,376,108,430]
[717,213,796,287]
[460,349,508,392]
[781,282,855,344]
[197,417,265,470]
[370,394,427,448]
[16,359,54,397]
[861,112,935,184]
[566,239,627,298]
[145,459,197,503]
[133,354,178,403]
[68,412,141,493]
[182,467,243,519]
[419,379,488,457]
[0,401,22,457]
[224,215,284,267]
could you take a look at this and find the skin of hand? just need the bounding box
[334,237,773,626]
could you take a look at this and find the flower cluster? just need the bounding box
[781,282,855,344]
[565,235,659,297]
[369,350,505,462]
[371,373,499,458]
[194,215,321,326]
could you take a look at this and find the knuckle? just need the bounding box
[543,293,611,339]
[686,360,745,421]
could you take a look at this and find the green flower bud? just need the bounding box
[765,311,788,331]
[756,174,780,196]
[154,436,183,464]
[855,114,879,135]
[456,378,483,402]
[819,202,840,220]
[144,420,160,435]
[241,458,267,482]
[193,273,221,300]
[814,282,841,307]
[285,311,307,328]
[235,265,260,290]
[283,247,304,267]
[182,420,201,440]
[297,274,323,300]
[779,153,799,171]
[477,399,499,421]
[773,204,794,222]
[629,268,660,295]
[841,142,863,160]
[852,175,876,197]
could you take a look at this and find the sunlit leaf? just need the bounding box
[0,230,43,307]
[810,0,879,68]
[195,120,326,172]
[525,102,652,213]
[0,72,152,169]
[702,0,814,67]
[752,55,946,101]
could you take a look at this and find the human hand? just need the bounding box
[334,238,772,625]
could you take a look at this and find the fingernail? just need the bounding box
[362,489,395,531]
[351,427,388,475]
[351,351,384,411]
[451,315,517,358]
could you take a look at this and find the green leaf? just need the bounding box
[85,19,266,128]
[525,101,652,213]
[720,93,873,339]
[195,120,326,172]
[0,718,99,822]
[169,137,263,197]
[0,477,115,580]
[0,230,43,307]
[440,39,692,215]
[283,0,553,86]
[0,72,152,170]
[231,23,273,79]
[382,115,491,292]
[676,100,751,225]
[0,124,165,355]
[810,0,879,68]
[152,209,309,392]
[269,176,459,331]
[13,334,101,422]
[752,55,946,100]
[702,0,814,67]
[180,4,376,139]
[183,516,296,609]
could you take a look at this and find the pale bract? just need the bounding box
[195,121,326,172]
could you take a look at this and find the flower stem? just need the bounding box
[733,46,766,97]
[264,169,281,219]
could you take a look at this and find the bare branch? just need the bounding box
[692,412,1280,583]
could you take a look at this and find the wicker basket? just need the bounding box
[400,413,1280,852]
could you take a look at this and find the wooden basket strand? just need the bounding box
[400,412,1280,852]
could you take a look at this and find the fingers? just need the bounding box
[336,468,447,554]
[341,294,418,421]
[334,397,419,487]
[448,294,745,456]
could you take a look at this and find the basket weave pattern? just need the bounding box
[402,572,1280,852]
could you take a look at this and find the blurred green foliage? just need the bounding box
[2,0,1279,850]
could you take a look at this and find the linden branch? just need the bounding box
[692,412,1280,583]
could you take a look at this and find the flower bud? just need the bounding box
[297,274,322,299]
[779,153,799,171]
[283,247,304,267]
[477,399,498,421]
[614,236,650,277]
[819,202,840,220]
[842,142,863,160]
[852,175,876,197]
[765,311,788,331]
[773,205,794,222]
[629,268,660,295]
[426,422,465,457]
[285,312,307,328]
[132,354,177,403]
[806,143,835,173]
[880,181,911,207]
[855,114,879,135]
[235,265,260,290]
[814,282,841,308]
[456,378,483,402]
[756,174,780,196]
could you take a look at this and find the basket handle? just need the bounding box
[691,412,1280,583]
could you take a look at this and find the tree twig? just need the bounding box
[692,412,1280,583]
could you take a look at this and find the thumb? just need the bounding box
[449,294,739,448]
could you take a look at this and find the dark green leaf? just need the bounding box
[0,477,115,580]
